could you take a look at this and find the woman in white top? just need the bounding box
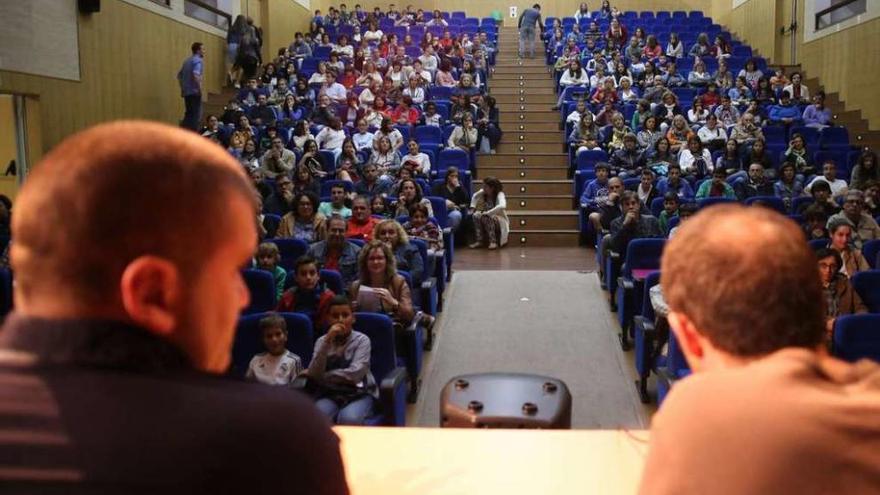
[359,80,381,109]
[555,60,589,109]
[362,24,383,43]
[356,61,382,87]
[469,177,509,249]
[688,60,713,87]
[574,2,591,22]
[447,113,479,153]
[352,119,375,152]
[368,136,401,179]
[783,72,810,103]
[333,35,354,58]
[307,62,329,85]
[315,118,347,155]
[678,135,714,178]
[697,114,729,151]
[666,32,684,60]
[402,76,426,106]
[618,77,638,103]
[373,117,405,152]
[687,100,710,127]
[386,61,407,88]
[400,139,431,176]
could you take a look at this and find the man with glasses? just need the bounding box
[827,189,880,249]
[260,137,296,179]
[307,215,362,286]
[264,175,295,215]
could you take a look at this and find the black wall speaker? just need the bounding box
[78,0,101,14]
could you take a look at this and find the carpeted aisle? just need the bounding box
[413,271,648,429]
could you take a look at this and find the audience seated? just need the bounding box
[695,168,736,199]
[816,248,868,339]
[734,163,774,201]
[609,190,662,254]
[305,295,377,425]
[307,215,362,286]
[278,191,327,242]
[254,241,287,300]
[805,160,847,201]
[826,190,880,249]
[827,217,870,277]
[246,313,304,385]
[469,177,509,249]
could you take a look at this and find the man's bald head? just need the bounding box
[661,205,824,357]
[12,121,256,311]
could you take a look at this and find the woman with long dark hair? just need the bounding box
[469,177,509,249]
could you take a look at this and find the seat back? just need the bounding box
[414,125,443,144]
[0,268,12,319]
[832,314,880,363]
[320,269,345,295]
[267,238,310,271]
[697,197,737,209]
[354,312,399,383]
[623,238,665,275]
[640,271,662,322]
[851,270,880,312]
[438,148,470,172]
[861,239,880,269]
[427,196,449,228]
[242,269,276,314]
[320,179,354,197]
[231,312,314,376]
[649,197,666,218]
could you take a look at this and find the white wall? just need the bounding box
[0,0,80,81]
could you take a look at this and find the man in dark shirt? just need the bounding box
[0,121,349,494]
[734,162,775,201]
[248,93,277,126]
[609,190,663,253]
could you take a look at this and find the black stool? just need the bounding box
[440,372,572,429]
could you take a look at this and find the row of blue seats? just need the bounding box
[615,250,880,404]
[547,11,709,25]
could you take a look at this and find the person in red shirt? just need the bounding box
[346,196,379,242]
[389,96,420,126]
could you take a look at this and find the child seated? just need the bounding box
[277,255,335,329]
[403,203,443,251]
[657,192,680,234]
[245,313,303,386]
[255,242,286,301]
[305,295,377,425]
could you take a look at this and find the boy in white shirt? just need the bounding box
[352,118,375,152]
[805,160,849,201]
[246,313,303,386]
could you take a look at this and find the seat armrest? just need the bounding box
[290,376,309,390]
[379,367,409,426]
[633,316,655,335]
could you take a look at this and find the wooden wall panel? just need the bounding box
[712,0,880,130]
[798,16,880,130]
[0,0,227,152]
[263,0,313,57]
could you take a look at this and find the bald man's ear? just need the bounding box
[667,311,707,373]
[120,256,183,336]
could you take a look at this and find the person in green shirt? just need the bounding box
[318,183,352,219]
[254,241,287,301]
[696,168,736,200]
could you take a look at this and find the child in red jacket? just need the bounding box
[276,255,336,330]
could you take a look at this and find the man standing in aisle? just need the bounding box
[178,42,205,131]
[518,4,543,59]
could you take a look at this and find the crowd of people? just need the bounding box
[560,2,879,345]
[198,5,516,424]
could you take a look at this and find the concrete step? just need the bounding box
[494,58,547,67]
[500,111,562,124]
[490,73,552,81]
[492,79,554,89]
[479,153,568,167]
[497,141,564,154]
[493,94,557,104]
[506,130,565,143]
[479,166,568,180]
[507,194,572,210]
[509,211,579,230]
[506,122,564,132]
[510,230,581,247]
[504,180,572,195]
[491,87,556,95]
[492,66,550,74]
[498,103,556,112]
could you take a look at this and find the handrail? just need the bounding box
[185,0,232,28]
[815,0,862,29]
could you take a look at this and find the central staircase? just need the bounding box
[485,26,579,247]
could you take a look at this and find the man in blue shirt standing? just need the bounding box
[178,42,205,131]
[518,4,543,59]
